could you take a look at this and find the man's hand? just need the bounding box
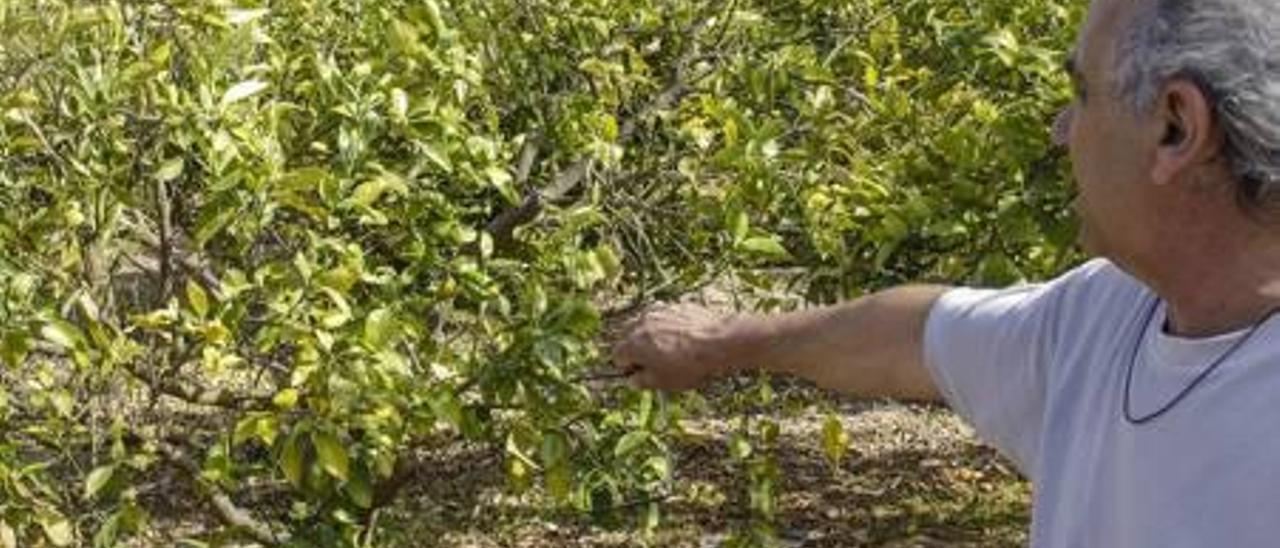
[610,303,738,391]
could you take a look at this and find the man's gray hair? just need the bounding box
[1116,0,1280,210]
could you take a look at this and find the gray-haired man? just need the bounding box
[613,1,1280,545]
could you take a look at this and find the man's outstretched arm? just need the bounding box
[611,285,950,402]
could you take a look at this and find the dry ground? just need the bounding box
[376,393,1031,548]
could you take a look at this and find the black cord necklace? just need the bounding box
[1123,295,1280,425]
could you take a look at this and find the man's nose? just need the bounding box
[1051,108,1072,148]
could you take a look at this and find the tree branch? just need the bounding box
[154,438,289,546]
[125,219,224,298]
[485,135,546,242]
[485,15,724,245]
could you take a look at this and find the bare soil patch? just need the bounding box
[377,395,1030,547]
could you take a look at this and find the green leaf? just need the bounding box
[272,388,300,410]
[2,330,30,369]
[279,433,306,488]
[313,431,349,481]
[822,413,849,467]
[614,431,648,457]
[233,415,259,446]
[429,389,463,429]
[186,280,209,318]
[347,174,408,208]
[155,158,184,183]
[594,245,622,282]
[38,512,73,547]
[233,413,279,446]
[51,390,75,418]
[420,142,453,173]
[85,464,116,500]
[507,456,531,494]
[540,432,568,465]
[730,210,750,245]
[194,198,239,246]
[739,236,791,259]
[730,434,752,461]
[362,308,398,350]
[344,470,374,509]
[545,464,572,503]
[318,287,353,329]
[485,166,517,203]
[636,391,653,427]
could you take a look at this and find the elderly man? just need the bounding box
[612,0,1280,545]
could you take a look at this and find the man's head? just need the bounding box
[1054,0,1280,262]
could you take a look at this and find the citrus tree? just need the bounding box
[0,0,1080,545]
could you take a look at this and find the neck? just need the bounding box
[1133,220,1280,337]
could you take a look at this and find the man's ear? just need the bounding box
[1151,79,1223,186]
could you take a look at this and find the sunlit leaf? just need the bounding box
[614,431,648,457]
[155,158,184,183]
[40,320,85,350]
[0,520,15,548]
[822,413,849,467]
[38,512,72,547]
[85,464,116,500]
[186,280,209,318]
[739,236,791,259]
[220,80,270,107]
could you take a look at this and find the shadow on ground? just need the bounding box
[378,399,1030,547]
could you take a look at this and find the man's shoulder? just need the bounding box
[1039,258,1152,332]
[1050,258,1145,298]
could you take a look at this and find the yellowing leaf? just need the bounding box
[38,512,73,547]
[221,80,270,107]
[363,308,398,350]
[0,520,15,548]
[319,287,352,329]
[313,431,349,481]
[227,8,269,25]
[390,88,409,121]
[85,464,116,500]
[347,174,408,208]
[233,415,260,446]
[272,388,300,410]
[186,280,209,318]
[155,157,184,183]
[40,320,85,350]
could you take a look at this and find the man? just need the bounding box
[611,0,1280,545]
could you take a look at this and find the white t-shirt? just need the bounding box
[924,259,1280,548]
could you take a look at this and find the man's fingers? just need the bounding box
[611,336,645,375]
[630,367,657,390]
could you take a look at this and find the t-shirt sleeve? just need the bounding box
[922,270,1080,479]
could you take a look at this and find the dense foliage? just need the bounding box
[0,0,1080,545]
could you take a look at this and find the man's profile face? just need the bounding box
[1055,0,1159,260]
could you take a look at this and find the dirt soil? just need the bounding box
[377,393,1031,548]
